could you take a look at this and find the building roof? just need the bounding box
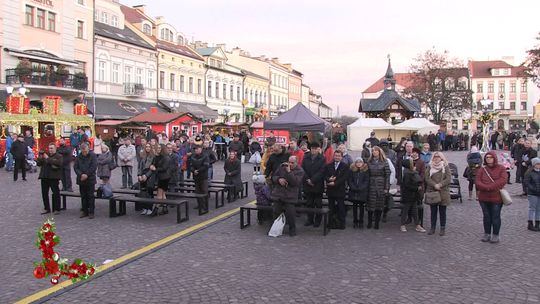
[156,40,204,61]
[127,112,194,124]
[240,69,269,81]
[196,47,220,57]
[468,60,527,78]
[359,89,421,113]
[120,5,151,24]
[363,73,416,93]
[94,22,154,50]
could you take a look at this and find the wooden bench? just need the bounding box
[184,179,249,198]
[239,203,330,236]
[174,185,225,208]
[166,191,209,216]
[60,190,126,218]
[112,196,189,223]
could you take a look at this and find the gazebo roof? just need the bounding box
[359,89,420,113]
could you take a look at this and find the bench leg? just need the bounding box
[240,207,245,229]
[323,213,328,236]
[119,200,127,216]
[247,209,251,227]
[214,192,220,209]
[244,182,248,197]
[220,191,225,207]
[109,199,117,218]
[198,199,208,216]
[62,196,67,210]
[184,201,189,222]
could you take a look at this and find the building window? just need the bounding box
[493,69,499,76]
[197,79,202,95]
[217,61,222,69]
[136,68,143,84]
[223,84,227,100]
[169,73,175,91]
[159,71,165,89]
[101,12,108,24]
[498,102,505,109]
[189,77,193,93]
[124,66,132,83]
[112,63,120,83]
[510,82,516,93]
[36,9,45,29]
[215,82,219,98]
[147,71,154,89]
[111,15,118,27]
[25,5,34,26]
[94,10,99,21]
[521,102,527,111]
[77,0,84,4]
[143,24,151,34]
[510,102,516,110]
[207,81,212,97]
[476,83,483,93]
[210,59,215,67]
[488,83,494,93]
[177,35,184,45]
[98,61,106,81]
[180,75,185,92]
[498,82,505,93]
[47,12,55,31]
[77,20,84,38]
[230,85,234,100]
[521,82,527,92]
[237,87,240,102]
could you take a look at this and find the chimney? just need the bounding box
[133,4,146,14]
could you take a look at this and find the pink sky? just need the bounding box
[122,0,540,116]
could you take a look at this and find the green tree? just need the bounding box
[524,32,540,87]
[403,49,473,124]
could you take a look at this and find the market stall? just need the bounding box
[125,111,202,138]
[250,121,290,146]
[346,118,394,151]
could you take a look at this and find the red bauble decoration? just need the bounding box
[33,266,46,279]
[50,276,59,285]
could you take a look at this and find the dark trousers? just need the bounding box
[305,192,323,225]
[480,202,502,235]
[401,201,419,225]
[328,196,346,227]
[520,166,528,193]
[195,178,208,211]
[80,183,95,214]
[351,200,365,224]
[516,164,522,182]
[121,166,133,188]
[430,205,447,228]
[273,200,296,231]
[41,179,60,211]
[13,158,26,181]
[61,165,72,190]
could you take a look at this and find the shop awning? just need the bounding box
[160,101,218,121]
[87,98,166,120]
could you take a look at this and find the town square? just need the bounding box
[1,1,540,303]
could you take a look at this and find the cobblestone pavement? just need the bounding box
[3,151,540,303]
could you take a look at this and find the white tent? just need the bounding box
[394,118,440,135]
[347,118,394,151]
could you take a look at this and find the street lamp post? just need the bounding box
[479,98,493,153]
[169,101,180,113]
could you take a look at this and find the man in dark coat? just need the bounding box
[264,144,290,179]
[224,151,242,201]
[301,142,326,227]
[511,137,525,183]
[10,134,28,181]
[74,143,98,219]
[190,146,209,212]
[366,131,379,147]
[228,134,244,156]
[520,139,538,195]
[203,140,218,180]
[325,150,350,229]
[37,143,63,214]
[24,130,35,149]
[57,138,73,191]
[167,143,179,190]
[271,155,304,236]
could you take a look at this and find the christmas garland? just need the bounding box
[33,219,96,285]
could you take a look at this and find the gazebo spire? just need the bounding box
[384,54,396,90]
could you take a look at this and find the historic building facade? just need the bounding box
[1,0,94,112]
[92,0,158,119]
[268,59,289,118]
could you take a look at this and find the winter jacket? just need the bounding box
[74,152,97,185]
[424,164,452,206]
[264,150,290,178]
[341,153,353,167]
[325,161,350,198]
[254,183,271,206]
[57,144,73,166]
[10,140,28,159]
[224,158,243,192]
[249,142,262,154]
[347,164,369,202]
[301,152,326,193]
[24,136,35,149]
[466,152,483,180]
[153,154,171,181]
[190,153,209,181]
[37,152,63,180]
[203,148,217,167]
[289,148,305,167]
[475,151,507,204]
[271,164,304,204]
[401,167,422,204]
[137,154,154,177]
[228,140,244,155]
[117,144,136,167]
[420,151,433,164]
[168,153,179,184]
[521,148,538,168]
[525,169,540,196]
[96,151,113,179]
[367,159,391,210]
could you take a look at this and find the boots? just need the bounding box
[528,221,539,231]
[439,227,445,236]
[367,211,373,229]
[374,210,382,230]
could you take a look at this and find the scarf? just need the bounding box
[429,160,445,176]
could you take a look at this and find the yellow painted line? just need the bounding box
[16,202,254,304]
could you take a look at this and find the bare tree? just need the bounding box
[524,32,540,87]
[403,49,473,124]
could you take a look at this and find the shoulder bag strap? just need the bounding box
[483,167,495,184]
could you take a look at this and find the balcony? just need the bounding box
[5,69,88,91]
[123,83,145,96]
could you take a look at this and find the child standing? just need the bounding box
[525,158,540,231]
[253,173,272,224]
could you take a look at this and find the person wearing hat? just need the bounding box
[525,157,540,231]
[228,133,244,158]
[366,131,379,147]
[10,133,28,181]
[379,139,396,166]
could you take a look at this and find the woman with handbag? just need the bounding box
[475,151,508,243]
[137,143,155,215]
[348,157,369,229]
[400,159,426,233]
[96,145,112,184]
[424,151,452,236]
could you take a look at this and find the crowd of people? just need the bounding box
[3,125,540,242]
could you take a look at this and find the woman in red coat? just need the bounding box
[475,151,507,243]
